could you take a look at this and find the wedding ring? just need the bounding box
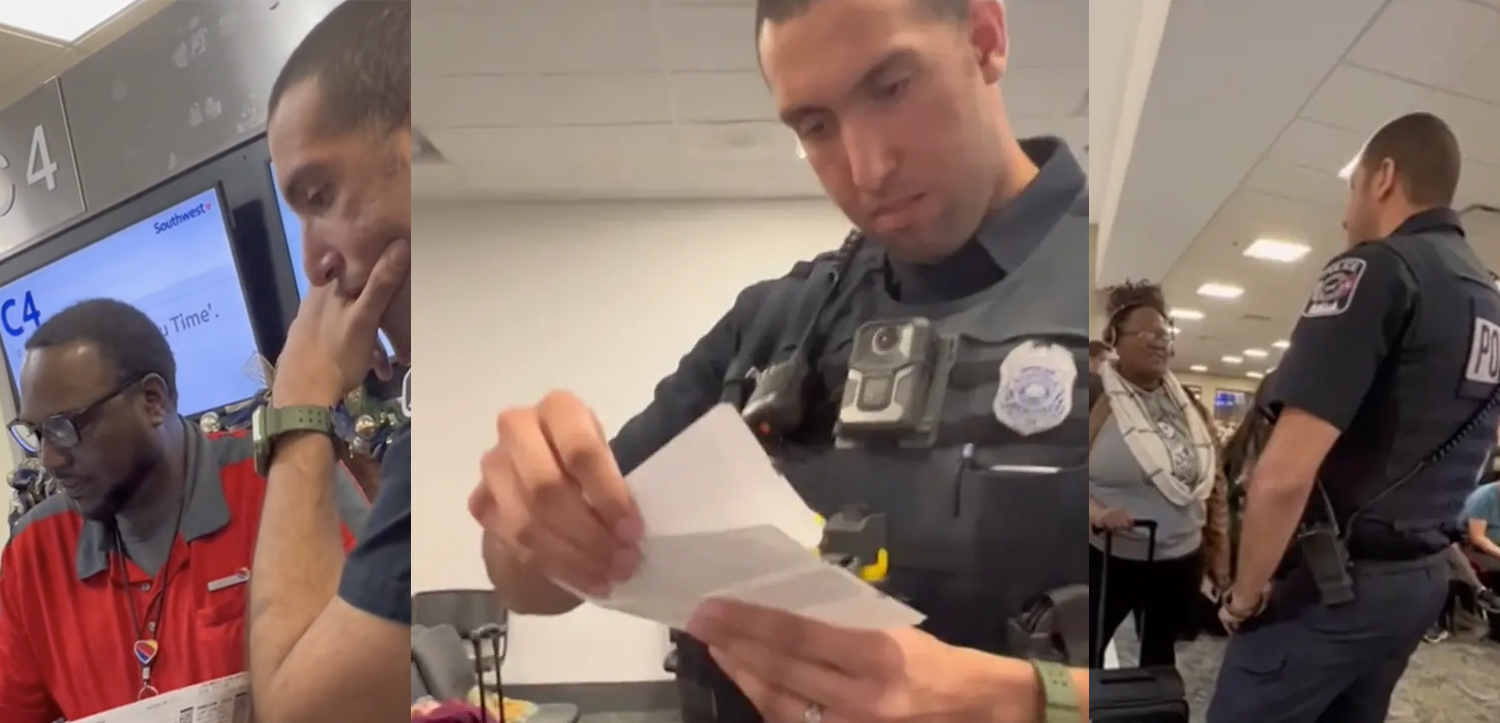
[804,703,824,723]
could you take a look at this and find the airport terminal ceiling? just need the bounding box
[1093,0,1500,380]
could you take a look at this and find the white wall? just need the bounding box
[411,199,849,684]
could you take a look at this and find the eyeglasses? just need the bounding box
[1119,328,1174,342]
[8,373,153,454]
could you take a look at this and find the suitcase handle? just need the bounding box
[1091,520,1158,668]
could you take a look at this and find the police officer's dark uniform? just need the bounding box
[607,137,1090,723]
[1207,209,1500,723]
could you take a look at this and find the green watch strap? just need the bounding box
[269,405,332,438]
[1029,659,1079,723]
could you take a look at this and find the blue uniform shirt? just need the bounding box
[1461,482,1500,547]
[338,425,413,623]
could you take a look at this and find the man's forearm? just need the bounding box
[1233,470,1312,598]
[249,433,347,694]
[1469,532,1500,561]
[481,532,581,615]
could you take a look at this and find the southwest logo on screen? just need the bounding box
[152,202,213,234]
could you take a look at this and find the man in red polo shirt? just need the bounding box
[0,299,368,722]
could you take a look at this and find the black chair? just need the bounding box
[411,590,581,723]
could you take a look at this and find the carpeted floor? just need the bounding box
[1111,621,1500,722]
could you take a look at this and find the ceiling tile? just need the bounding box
[1298,63,1432,131]
[1242,158,1347,209]
[75,0,173,52]
[1343,0,1500,87]
[656,4,757,72]
[670,71,774,123]
[0,31,58,90]
[1446,34,1500,103]
[1459,157,1500,209]
[1266,119,1367,174]
[413,0,658,75]
[416,74,673,128]
[1418,92,1500,166]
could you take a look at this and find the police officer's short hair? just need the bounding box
[755,0,970,48]
[25,299,178,402]
[1356,112,1461,208]
[269,0,410,138]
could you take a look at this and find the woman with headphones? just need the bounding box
[1089,281,1230,668]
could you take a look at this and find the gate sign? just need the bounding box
[0,80,84,257]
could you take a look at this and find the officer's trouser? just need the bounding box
[1205,553,1449,723]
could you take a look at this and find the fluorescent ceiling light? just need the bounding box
[1244,239,1311,264]
[1169,308,1204,321]
[0,0,137,42]
[1222,356,1243,365]
[1272,340,1290,349]
[1243,349,1268,359]
[1189,364,1208,373]
[1246,371,1265,380]
[1197,283,1245,300]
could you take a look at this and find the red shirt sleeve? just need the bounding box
[0,542,63,723]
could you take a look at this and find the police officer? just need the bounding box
[470,1,1089,722]
[1208,112,1500,723]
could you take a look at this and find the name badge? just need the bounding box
[208,568,251,592]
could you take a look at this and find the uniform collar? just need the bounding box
[971,136,1088,273]
[75,423,232,580]
[1391,208,1464,238]
[882,137,1087,300]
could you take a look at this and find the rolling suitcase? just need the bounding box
[1090,520,1190,722]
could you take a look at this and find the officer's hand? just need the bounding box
[1218,586,1269,634]
[472,391,644,597]
[1090,507,1135,532]
[687,600,1002,723]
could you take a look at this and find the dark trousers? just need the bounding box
[1088,545,1200,667]
[1206,554,1449,723]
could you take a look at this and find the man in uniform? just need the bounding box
[470,1,1089,721]
[1210,112,1500,723]
[247,2,414,722]
[0,300,366,722]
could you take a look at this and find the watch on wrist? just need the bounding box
[252,404,334,477]
[1029,659,1079,723]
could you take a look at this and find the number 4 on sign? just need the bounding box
[28,125,58,191]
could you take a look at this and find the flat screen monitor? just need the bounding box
[0,188,263,416]
[269,163,393,354]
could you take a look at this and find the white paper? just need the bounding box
[578,404,925,631]
[69,674,250,723]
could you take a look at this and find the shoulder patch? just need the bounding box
[1303,257,1367,318]
[1465,317,1500,385]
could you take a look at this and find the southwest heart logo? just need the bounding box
[134,639,159,666]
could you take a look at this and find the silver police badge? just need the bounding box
[400,370,412,419]
[993,341,1075,436]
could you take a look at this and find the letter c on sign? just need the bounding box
[0,152,15,217]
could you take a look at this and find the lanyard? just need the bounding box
[114,484,189,700]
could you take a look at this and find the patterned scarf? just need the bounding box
[1100,363,1217,507]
